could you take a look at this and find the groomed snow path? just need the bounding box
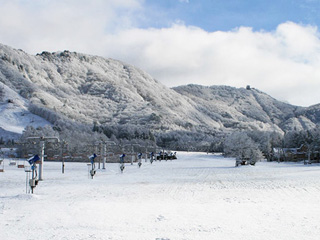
[1,152,320,240]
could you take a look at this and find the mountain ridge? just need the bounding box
[0,43,319,142]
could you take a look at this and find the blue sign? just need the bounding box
[89,154,97,163]
[27,155,40,165]
[120,154,125,163]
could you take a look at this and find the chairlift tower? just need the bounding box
[26,136,60,180]
[93,140,117,170]
[120,142,143,167]
[103,141,116,169]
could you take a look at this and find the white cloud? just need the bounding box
[0,0,143,53]
[0,1,320,106]
[100,23,320,106]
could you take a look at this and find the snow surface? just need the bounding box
[1,152,320,240]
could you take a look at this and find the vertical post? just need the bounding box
[99,143,104,169]
[95,145,100,169]
[91,160,94,179]
[103,143,106,169]
[145,147,148,162]
[131,145,134,165]
[26,171,28,193]
[61,142,64,174]
[31,163,36,194]
[87,164,91,179]
[39,141,45,181]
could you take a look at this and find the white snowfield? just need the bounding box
[1,152,320,240]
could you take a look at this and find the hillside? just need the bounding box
[0,44,220,133]
[0,81,50,141]
[173,84,318,132]
[0,43,319,143]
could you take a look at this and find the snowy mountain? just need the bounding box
[0,43,319,141]
[173,84,318,132]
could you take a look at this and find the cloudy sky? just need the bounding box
[1,0,320,107]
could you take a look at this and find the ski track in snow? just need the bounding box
[1,152,320,240]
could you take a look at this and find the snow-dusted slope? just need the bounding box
[0,43,319,137]
[0,44,221,133]
[0,82,50,139]
[173,84,317,132]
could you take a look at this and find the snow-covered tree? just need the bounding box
[0,84,4,102]
[247,131,283,161]
[224,132,264,163]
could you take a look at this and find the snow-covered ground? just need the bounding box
[1,152,320,240]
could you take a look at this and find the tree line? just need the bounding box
[13,103,320,162]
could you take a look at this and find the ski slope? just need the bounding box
[1,152,320,240]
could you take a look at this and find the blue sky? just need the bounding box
[0,0,320,106]
[141,0,320,31]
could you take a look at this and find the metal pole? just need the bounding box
[99,143,103,169]
[103,144,106,169]
[87,164,91,179]
[61,142,64,174]
[62,159,65,174]
[31,164,36,194]
[91,161,94,179]
[145,147,148,162]
[39,141,45,181]
[94,145,100,169]
[131,145,134,165]
[26,171,28,193]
